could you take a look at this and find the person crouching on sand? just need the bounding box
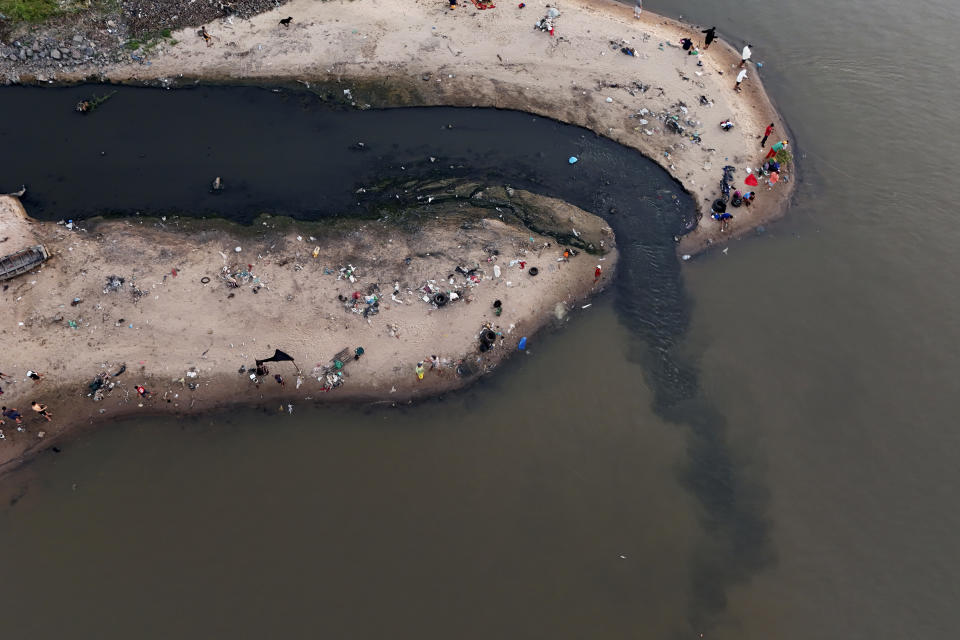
[31,401,52,422]
[2,406,23,426]
[735,68,748,92]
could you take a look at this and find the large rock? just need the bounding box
[50,49,62,60]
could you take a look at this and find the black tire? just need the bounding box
[528,267,539,276]
[434,292,449,306]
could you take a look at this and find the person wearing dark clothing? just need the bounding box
[701,27,717,49]
[680,38,693,51]
[761,123,775,147]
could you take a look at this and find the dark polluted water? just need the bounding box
[0,86,767,637]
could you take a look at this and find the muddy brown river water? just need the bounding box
[2,0,959,637]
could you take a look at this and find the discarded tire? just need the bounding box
[711,199,727,214]
[528,267,539,276]
[479,342,490,353]
[200,276,211,284]
[434,292,449,306]
[481,329,497,344]
[493,300,502,308]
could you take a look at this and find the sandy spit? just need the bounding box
[0,188,616,473]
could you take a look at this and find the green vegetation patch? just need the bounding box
[0,0,64,23]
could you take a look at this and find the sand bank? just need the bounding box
[0,188,615,472]
[3,0,794,254]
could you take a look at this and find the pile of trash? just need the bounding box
[87,363,126,401]
[336,264,360,283]
[219,264,266,292]
[339,286,380,318]
[103,275,125,293]
[629,102,704,143]
[311,347,364,392]
[534,6,560,35]
[477,324,500,353]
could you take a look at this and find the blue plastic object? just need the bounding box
[568,156,578,164]
[518,337,527,350]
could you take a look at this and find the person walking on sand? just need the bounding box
[701,26,717,49]
[761,123,775,147]
[31,401,52,422]
[594,265,603,281]
[739,44,752,67]
[429,355,441,373]
[734,68,748,92]
[765,139,788,160]
[26,370,44,383]
[416,362,425,381]
[274,374,285,387]
[634,0,642,19]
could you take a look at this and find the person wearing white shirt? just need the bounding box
[740,44,752,68]
[735,68,748,92]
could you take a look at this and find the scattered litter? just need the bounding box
[568,156,578,164]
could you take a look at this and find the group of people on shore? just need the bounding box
[0,370,54,441]
[711,122,789,231]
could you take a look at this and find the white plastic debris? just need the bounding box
[234,246,242,253]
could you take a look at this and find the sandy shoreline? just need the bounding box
[2,0,795,254]
[0,187,616,473]
[1,0,796,472]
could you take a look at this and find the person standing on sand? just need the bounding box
[735,68,748,92]
[31,401,52,422]
[765,139,788,160]
[416,362,425,381]
[634,0,642,19]
[739,44,752,67]
[701,26,717,49]
[761,123,775,147]
[594,265,603,281]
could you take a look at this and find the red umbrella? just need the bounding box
[745,174,759,186]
